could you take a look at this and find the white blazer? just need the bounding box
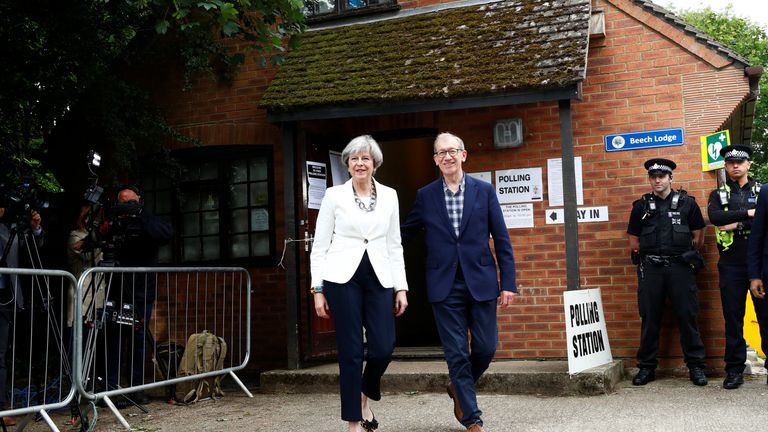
[311,178,408,291]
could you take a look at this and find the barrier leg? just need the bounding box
[228,371,254,398]
[102,396,132,430]
[16,411,58,432]
[38,410,60,432]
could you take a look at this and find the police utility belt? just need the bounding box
[638,251,704,271]
[641,254,685,266]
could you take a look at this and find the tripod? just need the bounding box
[0,220,88,432]
[76,207,150,422]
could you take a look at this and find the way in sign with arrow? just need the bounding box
[545,206,609,225]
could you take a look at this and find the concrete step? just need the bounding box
[260,359,625,396]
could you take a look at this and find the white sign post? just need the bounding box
[564,288,613,375]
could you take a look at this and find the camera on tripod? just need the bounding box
[81,151,145,259]
[0,180,50,227]
[97,196,145,259]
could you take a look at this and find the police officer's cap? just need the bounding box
[644,158,676,175]
[720,144,752,161]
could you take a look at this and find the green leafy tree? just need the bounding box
[671,4,768,180]
[0,0,305,189]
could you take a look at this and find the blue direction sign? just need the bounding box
[604,128,684,152]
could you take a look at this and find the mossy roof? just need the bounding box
[261,0,591,113]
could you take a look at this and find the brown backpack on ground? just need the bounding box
[174,330,227,404]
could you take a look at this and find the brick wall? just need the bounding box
[142,54,289,373]
[146,0,752,372]
[305,0,752,367]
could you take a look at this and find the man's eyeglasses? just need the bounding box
[434,148,463,159]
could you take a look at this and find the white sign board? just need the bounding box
[467,171,493,184]
[329,150,348,186]
[564,288,613,375]
[495,168,543,204]
[545,206,609,225]
[547,157,584,207]
[501,204,534,229]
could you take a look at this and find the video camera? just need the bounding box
[0,180,50,227]
[100,200,144,251]
[82,151,145,259]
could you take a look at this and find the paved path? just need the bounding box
[24,375,768,431]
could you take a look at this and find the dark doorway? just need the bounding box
[374,135,441,348]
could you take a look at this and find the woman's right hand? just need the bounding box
[314,293,330,318]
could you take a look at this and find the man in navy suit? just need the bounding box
[403,132,517,432]
[747,177,768,388]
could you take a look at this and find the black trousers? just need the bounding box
[636,261,706,369]
[718,262,768,373]
[324,252,395,422]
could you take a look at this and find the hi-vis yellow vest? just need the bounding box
[715,182,760,251]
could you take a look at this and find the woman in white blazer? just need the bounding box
[311,135,408,432]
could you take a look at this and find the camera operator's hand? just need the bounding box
[30,209,42,231]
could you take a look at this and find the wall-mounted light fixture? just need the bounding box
[493,118,523,149]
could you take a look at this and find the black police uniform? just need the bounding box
[708,155,768,376]
[627,183,707,372]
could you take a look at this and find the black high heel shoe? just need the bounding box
[361,408,378,431]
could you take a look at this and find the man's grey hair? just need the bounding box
[342,135,384,171]
[434,132,465,152]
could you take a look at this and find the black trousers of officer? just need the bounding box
[637,261,706,369]
[718,262,768,373]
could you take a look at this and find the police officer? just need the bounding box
[627,158,707,386]
[710,144,768,389]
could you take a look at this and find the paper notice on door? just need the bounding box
[307,161,327,210]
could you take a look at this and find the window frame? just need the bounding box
[304,0,399,22]
[141,145,276,267]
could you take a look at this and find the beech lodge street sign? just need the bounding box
[604,128,685,152]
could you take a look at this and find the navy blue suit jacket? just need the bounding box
[748,184,768,280]
[402,175,517,303]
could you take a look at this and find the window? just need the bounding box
[140,146,275,265]
[140,172,174,263]
[303,0,398,20]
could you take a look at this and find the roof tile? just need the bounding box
[262,0,591,112]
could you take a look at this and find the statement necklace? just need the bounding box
[353,179,377,212]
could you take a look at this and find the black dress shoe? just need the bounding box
[361,407,378,431]
[689,367,708,386]
[632,368,655,385]
[723,372,744,389]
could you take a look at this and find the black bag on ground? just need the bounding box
[152,341,185,402]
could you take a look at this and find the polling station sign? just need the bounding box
[495,168,543,204]
[564,288,613,375]
[605,128,684,152]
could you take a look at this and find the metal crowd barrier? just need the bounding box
[73,266,252,430]
[0,268,78,432]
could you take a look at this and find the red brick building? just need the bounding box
[144,0,762,375]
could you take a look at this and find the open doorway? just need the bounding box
[374,134,441,349]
